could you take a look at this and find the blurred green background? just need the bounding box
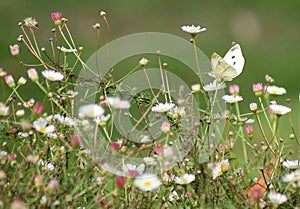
[0,0,299,146]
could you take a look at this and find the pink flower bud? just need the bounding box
[252,83,263,96]
[10,199,27,209]
[110,141,122,151]
[7,152,16,161]
[9,44,20,56]
[161,121,171,133]
[33,102,44,114]
[71,134,83,147]
[17,76,27,86]
[115,176,126,187]
[34,174,44,187]
[245,125,254,136]
[5,75,15,88]
[51,12,62,26]
[47,178,59,191]
[27,68,39,82]
[229,84,240,95]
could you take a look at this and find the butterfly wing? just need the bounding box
[223,43,245,76]
[210,53,238,82]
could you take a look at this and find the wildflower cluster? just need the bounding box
[0,11,298,209]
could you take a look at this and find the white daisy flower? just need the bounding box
[283,170,300,187]
[57,46,77,53]
[139,135,151,143]
[151,102,175,113]
[169,191,179,201]
[122,163,145,177]
[174,173,195,185]
[181,25,206,34]
[267,191,287,205]
[210,159,230,180]
[282,160,299,169]
[94,114,111,126]
[267,86,287,95]
[222,95,243,104]
[42,70,64,81]
[107,97,130,109]
[168,106,186,117]
[269,104,291,115]
[134,173,162,191]
[33,118,55,134]
[203,80,226,92]
[79,104,104,118]
[0,103,9,116]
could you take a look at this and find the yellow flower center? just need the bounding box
[143,181,152,187]
[180,179,188,184]
[221,164,227,173]
[38,127,46,133]
[87,111,94,117]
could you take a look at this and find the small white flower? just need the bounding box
[151,102,175,113]
[122,163,145,177]
[0,103,9,116]
[191,84,201,92]
[203,80,226,91]
[174,173,195,185]
[181,25,206,34]
[267,191,287,205]
[143,157,157,166]
[38,160,55,171]
[169,191,179,201]
[222,95,243,103]
[282,160,299,169]
[94,114,111,125]
[33,118,55,134]
[79,104,104,118]
[139,135,151,143]
[283,170,300,187]
[168,106,186,117]
[40,195,47,205]
[269,104,291,115]
[18,132,29,138]
[42,70,64,81]
[267,86,287,95]
[134,173,162,191]
[107,97,130,109]
[209,159,230,180]
[57,46,77,53]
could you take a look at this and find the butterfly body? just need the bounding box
[209,43,245,82]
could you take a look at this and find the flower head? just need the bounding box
[222,95,243,104]
[33,102,44,114]
[151,102,175,113]
[42,70,64,81]
[79,104,104,118]
[51,12,62,26]
[229,84,240,95]
[5,75,15,88]
[9,44,19,56]
[106,97,130,109]
[33,118,55,134]
[283,170,300,187]
[57,46,77,53]
[122,163,145,177]
[27,68,39,82]
[181,25,206,37]
[174,173,195,185]
[161,121,171,133]
[24,17,38,28]
[209,159,230,180]
[0,103,9,116]
[203,80,226,92]
[282,160,299,169]
[267,86,287,95]
[139,58,149,66]
[134,173,161,191]
[269,104,291,115]
[267,191,287,205]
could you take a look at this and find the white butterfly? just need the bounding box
[209,43,245,82]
